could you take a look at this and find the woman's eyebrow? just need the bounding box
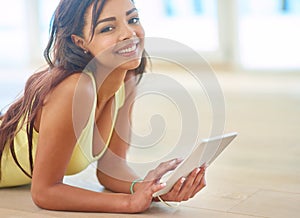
[96,8,138,26]
[126,7,137,16]
[96,17,116,26]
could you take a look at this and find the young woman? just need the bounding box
[0,0,206,213]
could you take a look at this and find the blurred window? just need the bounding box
[0,0,27,67]
[135,0,219,52]
[1,0,299,71]
[238,0,300,70]
[0,0,222,67]
[39,0,60,49]
[0,0,59,68]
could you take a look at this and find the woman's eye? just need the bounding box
[129,17,140,24]
[100,26,114,33]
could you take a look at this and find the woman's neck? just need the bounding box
[94,68,127,109]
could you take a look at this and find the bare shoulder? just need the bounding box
[45,72,94,105]
[38,72,95,134]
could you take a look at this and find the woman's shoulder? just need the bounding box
[53,72,93,94]
[59,72,94,93]
[40,72,96,131]
[46,72,94,103]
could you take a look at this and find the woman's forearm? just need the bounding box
[97,168,140,194]
[96,151,141,194]
[31,182,133,213]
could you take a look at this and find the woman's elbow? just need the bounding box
[31,184,52,210]
[96,170,111,190]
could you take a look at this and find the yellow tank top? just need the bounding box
[0,72,125,187]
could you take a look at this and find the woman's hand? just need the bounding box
[128,158,182,213]
[156,165,207,202]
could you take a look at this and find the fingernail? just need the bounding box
[177,157,184,163]
[160,182,166,187]
[202,163,208,169]
[170,159,177,165]
[181,177,186,183]
[196,168,201,174]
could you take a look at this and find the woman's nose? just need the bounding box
[119,24,136,40]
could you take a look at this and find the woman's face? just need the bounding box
[82,0,145,72]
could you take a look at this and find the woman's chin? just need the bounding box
[118,59,142,71]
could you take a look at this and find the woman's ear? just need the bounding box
[71,34,87,51]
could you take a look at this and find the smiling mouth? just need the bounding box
[117,43,138,55]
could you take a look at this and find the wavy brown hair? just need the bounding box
[0,0,147,179]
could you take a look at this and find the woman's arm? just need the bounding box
[30,74,149,213]
[96,71,207,203]
[95,72,182,196]
[96,71,140,193]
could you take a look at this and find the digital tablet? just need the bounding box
[153,132,238,197]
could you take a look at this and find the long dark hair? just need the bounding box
[0,0,147,179]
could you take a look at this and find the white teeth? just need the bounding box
[118,44,137,54]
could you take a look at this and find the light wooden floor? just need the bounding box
[1,69,299,217]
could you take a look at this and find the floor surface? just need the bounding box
[0,68,299,218]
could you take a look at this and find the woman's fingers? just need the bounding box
[191,177,206,198]
[170,177,186,195]
[161,166,206,202]
[150,182,167,194]
[144,158,183,181]
[185,167,206,199]
[143,161,207,203]
[178,168,202,201]
[191,165,207,194]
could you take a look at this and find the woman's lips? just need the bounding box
[117,43,138,55]
[115,38,141,57]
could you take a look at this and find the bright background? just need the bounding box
[0,0,300,110]
[1,0,299,71]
